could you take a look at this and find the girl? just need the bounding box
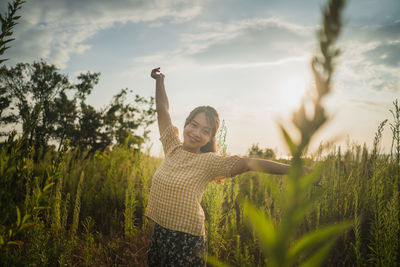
[146,67,290,267]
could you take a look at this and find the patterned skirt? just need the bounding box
[147,223,206,267]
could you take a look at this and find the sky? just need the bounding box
[2,0,400,157]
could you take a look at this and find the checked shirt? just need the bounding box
[145,124,241,236]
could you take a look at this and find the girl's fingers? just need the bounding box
[151,68,160,74]
[151,67,163,79]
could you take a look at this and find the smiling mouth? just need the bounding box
[188,135,199,143]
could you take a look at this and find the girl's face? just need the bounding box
[182,112,212,153]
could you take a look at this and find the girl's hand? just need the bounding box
[151,67,165,80]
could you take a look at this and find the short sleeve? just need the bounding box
[208,153,241,180]
[159,124,181,156]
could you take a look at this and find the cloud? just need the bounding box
[343,21,400,42]
[122,17,315,80]
[125,15,399,96]
[4,0,206,68]
[370,21,400,41]
[336,21,400,93]
[364,41,400,67]
[347,99,388,112]
[181,18,315,65]
[342,21,400,68]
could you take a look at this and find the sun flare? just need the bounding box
[277,74,308,111]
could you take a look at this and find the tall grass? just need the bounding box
[1,102,399,266]
[390,99,400,259]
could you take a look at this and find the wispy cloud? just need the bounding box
[182,17,315,64]
[5,0,206,68]
[126,17,314,75]
[336,21,400,93]
[347,99,388,112]
[364,41,400,68]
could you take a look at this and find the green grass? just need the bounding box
[0,110,399,266]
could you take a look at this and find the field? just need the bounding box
[1,0,399,266]
[1,112,399,266]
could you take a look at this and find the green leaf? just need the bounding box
[0,46,10,53]
[300,163,325,192]
[43,182,54,192]
[21,214,31,224]
[7,240,24,247]
[288,221,351,263]
[36,191,43,200]
[243,201,277,254]
[206,255,231,267]
[33,206,50,211]
[291,190,325,226]
[16,206,21,227]
[299,239,335,267]
[279,124,297,156]
[264,178,282,204]
[2,38,15,45]
[18,222,35,232]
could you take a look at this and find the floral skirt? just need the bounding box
[147,223,206,267]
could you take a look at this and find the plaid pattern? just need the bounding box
[145,124,241,236]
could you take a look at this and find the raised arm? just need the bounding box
[151,67,172,135]
[231,157,290,176]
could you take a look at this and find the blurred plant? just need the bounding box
[0,0,25,131]
[209,0,351,266]
[0,0,24,64]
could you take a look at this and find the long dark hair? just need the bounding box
[184,106,220,153]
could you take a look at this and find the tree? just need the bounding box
[0,60,156,154]
[248,143,276,159]
[0,61,91,150]
[103,89,156,150]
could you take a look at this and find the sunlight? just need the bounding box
[277,74,308,111]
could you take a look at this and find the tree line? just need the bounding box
[0,61,156,156]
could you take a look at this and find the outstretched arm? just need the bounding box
[151,67,172,135]
[231,157,290,177]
